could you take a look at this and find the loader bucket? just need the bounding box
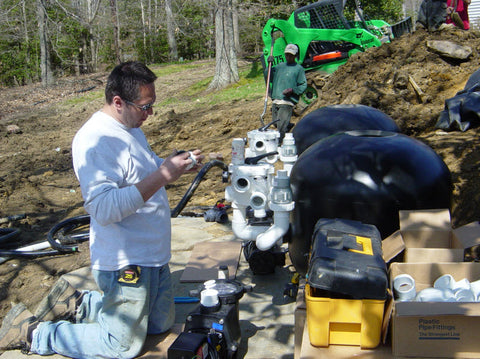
[391,16,413,38]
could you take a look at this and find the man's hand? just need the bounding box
[282,88,293,96]
[168,149,204,177]
[184,149,204,172]
[135,149,204,202]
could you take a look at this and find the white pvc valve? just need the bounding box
[271,170,292,204]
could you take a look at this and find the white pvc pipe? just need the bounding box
[0,241,53,264]
[282,162,295,177]
[15,241,52,252]
[231,204,269,241]
[256,210,290,251]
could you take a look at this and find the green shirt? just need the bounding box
[270,62,307,104]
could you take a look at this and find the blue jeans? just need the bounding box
[31,265,175,359]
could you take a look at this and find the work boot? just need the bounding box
[34,277,84,322]
[0,303,38,352]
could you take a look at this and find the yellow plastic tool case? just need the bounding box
[305,218,387,348]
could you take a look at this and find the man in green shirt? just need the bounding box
[270,44,307,143]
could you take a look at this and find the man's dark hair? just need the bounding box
[105,61,157,104]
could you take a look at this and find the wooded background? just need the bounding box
[0,0,405,88]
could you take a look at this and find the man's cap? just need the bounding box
[285,44,298,55]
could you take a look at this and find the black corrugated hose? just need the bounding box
[171,159,228,218]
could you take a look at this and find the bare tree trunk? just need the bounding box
[165,0,178,61]
[209,0,239,90]
[140,0,147,60]
[149,0,153,61]
[110,0,121,64]
[21,0,32,83]
[37,0,54,86]
[89,32,96,72]
[232,0,240,55]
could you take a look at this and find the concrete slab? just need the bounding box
[0,217,297,359]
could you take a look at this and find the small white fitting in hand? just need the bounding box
[185,151,197,170]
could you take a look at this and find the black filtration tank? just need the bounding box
[292,104,400,155]
[289,130,452,275]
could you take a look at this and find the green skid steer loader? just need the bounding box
[261,0,412,115]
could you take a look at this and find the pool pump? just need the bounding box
[168,277,251,359]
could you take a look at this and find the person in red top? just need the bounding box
[446,0,471,30]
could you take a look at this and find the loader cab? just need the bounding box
[293,0,351,30]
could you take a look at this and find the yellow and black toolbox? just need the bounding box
[305,218,388,349]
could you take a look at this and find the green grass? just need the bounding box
[66,89,104,105]
[178,63,265,107]
[65,60,266,108]
[205,74,265,104]
[152,62,207,77]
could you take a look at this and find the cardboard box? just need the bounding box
[390,262,480,358]
[382,209,480,263]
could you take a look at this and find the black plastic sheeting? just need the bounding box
[289,130,452,275]
[293,104,400,155]
[436,68,480,132]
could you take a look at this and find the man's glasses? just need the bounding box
[124,99,155,112]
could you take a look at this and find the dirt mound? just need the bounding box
[317,28,480,134]
[311,27,480,228]
[1,28,480,320]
